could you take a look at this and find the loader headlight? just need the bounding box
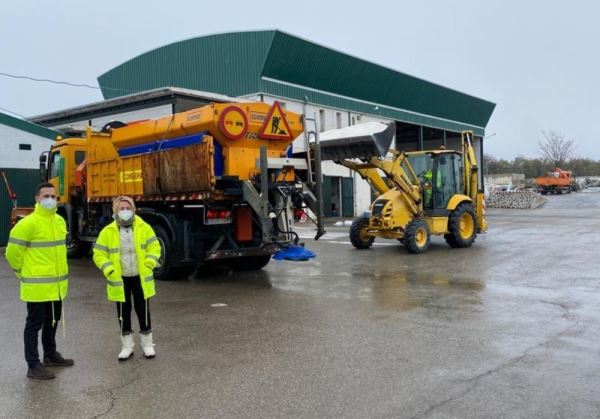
[371,199,389,217]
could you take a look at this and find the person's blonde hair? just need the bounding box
[112,196,136,215]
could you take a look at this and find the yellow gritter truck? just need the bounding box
[37,101,309,279]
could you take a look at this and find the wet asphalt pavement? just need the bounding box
[1,191,600,418]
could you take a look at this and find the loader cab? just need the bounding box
[407,151,463,212]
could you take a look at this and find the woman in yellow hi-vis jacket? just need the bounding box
[92,196,161,360]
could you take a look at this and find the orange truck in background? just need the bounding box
[535,168,573,194]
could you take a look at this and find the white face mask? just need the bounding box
[40,198,57,210]
[118,210,133,221]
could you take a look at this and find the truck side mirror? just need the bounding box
[39,152,48,181]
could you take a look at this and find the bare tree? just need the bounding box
[538,130,576,168]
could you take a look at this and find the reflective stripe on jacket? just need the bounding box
[92,215,161,302]
[5,203,68,302]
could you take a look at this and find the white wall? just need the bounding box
[48,104,173,131]
[0,125,55,169]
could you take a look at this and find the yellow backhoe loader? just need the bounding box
[320,129,487,253]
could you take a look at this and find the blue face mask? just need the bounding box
[118,210,133,221]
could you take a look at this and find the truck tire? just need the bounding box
[230,255,271,272]
[349,218,374,249]
[152,225,177,281]
[67,238,91,259]
[403,219,430,254]
[445,202,477,248]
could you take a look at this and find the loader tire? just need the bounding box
[403,219,430,254]
[349,218,374,249]
[445,203,477,248]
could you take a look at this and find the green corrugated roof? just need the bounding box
[0,112,60,140]
[98,31,274,99]
[98,30,495,133]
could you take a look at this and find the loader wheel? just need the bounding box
[349,218,374,249]
[403,219,430,254]
[445,203,477,248]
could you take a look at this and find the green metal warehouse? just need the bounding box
[32,29,495,217]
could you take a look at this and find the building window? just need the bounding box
[356,115,362,122]
[336,112,342,129]
[351,116,356,125]
[319,109,326,132]
[19,143,32,150]
[279,101,287,109]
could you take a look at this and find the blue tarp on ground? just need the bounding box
[272,244,316,261]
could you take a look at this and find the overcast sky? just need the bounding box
[1,0,598,160]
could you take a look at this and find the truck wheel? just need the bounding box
[445,203,477,248]
[230,255,271,272]
[349,218,374,249]
[67,237,91,259]
[403,219,430,254]
[152,225,176,281]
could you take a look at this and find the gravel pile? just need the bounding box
[486,190,547,209]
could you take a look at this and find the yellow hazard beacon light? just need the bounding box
[108,101,303,180]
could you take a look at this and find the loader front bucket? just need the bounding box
[319,122,395,161]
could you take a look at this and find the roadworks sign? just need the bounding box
[258,101,293,141]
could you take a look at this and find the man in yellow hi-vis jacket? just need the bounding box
[92,196,161,361]
[5,183,74,380]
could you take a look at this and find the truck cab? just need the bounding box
[41,137,87,206]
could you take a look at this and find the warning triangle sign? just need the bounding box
[258,101,294,141]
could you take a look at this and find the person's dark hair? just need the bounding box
[35,182,56,196]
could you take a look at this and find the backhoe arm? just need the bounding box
[336,160,391,196]
[338,151,423,215]
[462,131,487,232]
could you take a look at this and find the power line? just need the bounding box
[0,71,135,93]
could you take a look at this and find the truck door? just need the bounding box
[47,150,63,194]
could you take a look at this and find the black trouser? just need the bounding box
[24,301,61,368]
[116,276,151,335]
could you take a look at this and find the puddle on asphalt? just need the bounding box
[366,271,485,311]
[272,264,485,312]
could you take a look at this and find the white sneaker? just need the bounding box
[140,332,156,358]
[118,334,134,361]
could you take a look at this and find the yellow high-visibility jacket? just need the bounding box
[92,216,161,302]
[5,204,68,302]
